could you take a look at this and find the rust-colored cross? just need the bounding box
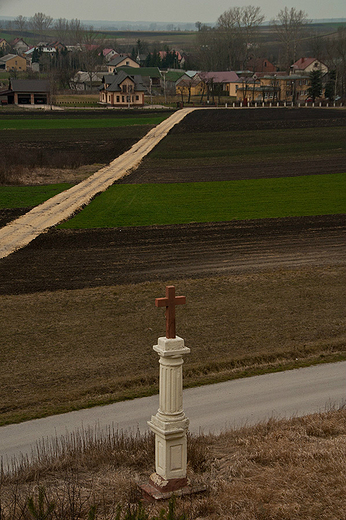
[155,285,186,339]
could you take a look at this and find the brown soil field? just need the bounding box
[0,215,345,295]
[0,107,345,424]
[118,107,346,183]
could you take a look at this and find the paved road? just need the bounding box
[0,108,198,259]
[1,361,345,467]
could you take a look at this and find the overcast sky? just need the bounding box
[1,0,345,24]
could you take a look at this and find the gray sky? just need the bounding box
[1,0,345,24]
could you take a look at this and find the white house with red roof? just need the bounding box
[290,57,328,75]
[103,48,118,61]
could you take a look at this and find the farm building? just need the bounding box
[1,79,51,105]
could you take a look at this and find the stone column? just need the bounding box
[148,335,190,492]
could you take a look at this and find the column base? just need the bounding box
[138,473,207,502]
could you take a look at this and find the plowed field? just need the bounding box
[1,108,345,295]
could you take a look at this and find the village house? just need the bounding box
[103,48,118,61]
[25,45,57,61]
[158,50,184,68]
[11,37,30,54]
[0,38,10,52]
[99,70,145,106]
[246,57,277,73]
[200,71,241,98]
[176,72,204,99]
[70,71,103,90]
[107,55,139,73]
[290,57,328,75]
[117,66,161,92]
[161,69,185,95]
[0,53,27,72]
[235,70,319,104]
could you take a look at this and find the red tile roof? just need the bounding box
[292,57,316,70]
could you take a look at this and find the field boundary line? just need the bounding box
[0,107,200,259]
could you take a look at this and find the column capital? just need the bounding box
[153,336,190,357]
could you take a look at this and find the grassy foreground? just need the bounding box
[1,409,345,519]
[59,173,346,228]
[1,267,345,425]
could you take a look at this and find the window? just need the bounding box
[122,85,127,93]
[122,96,125,102]
[116,96,120,102]
[128,84,133,93]
[136,95,139,100]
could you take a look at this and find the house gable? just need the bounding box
[107,55,139,73]
[290,58,328,75]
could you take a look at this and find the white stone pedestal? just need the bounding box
[148,336,190,490]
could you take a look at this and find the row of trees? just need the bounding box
[2,13,109,47]
[195,6,310,72]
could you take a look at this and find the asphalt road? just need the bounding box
[1,361,345,467]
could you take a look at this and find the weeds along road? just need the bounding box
[0,361,345,465]
[0,107,199,260]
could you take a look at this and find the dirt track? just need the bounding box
[0,214,344,295]
[0,108,196,260]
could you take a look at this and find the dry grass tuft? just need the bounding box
[1,409,345,519]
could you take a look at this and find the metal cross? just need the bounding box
[155,285,186,339]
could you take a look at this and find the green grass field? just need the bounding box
[0,184,73,209]
[58,173,346,228]
[0,115,169,131]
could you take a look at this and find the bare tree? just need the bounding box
[325,26,346,99]
[54,18,70,42]
[195,24,229,71]
[14,15,27,33]
[30,12,53,36]
[217,5,265,69]
[68,18,85,45]
[80,25,105,90]
[272,7,310,71]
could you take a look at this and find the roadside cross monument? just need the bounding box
[155,285,186,339]
[143,285,191,499]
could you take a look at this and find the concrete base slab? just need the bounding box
[139,473,207,501]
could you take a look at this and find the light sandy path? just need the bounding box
[0,108,197,259]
